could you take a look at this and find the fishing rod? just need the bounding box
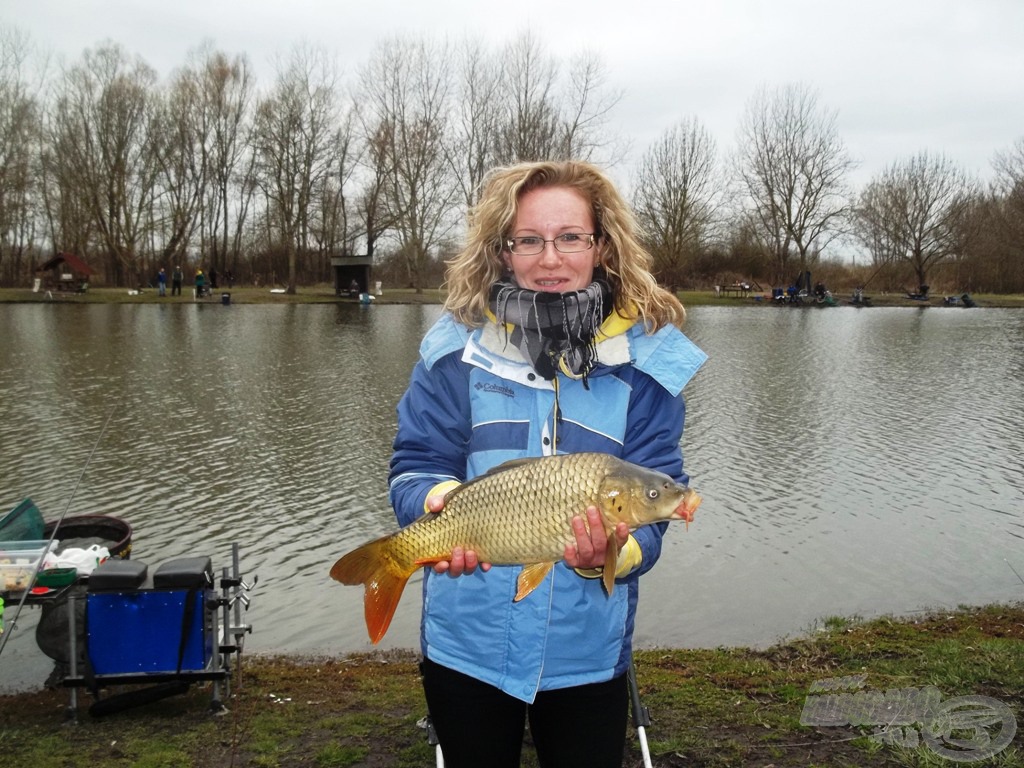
[0,404,117,658]
[859,258,892,292]
[629,657,654,768]
[1007,559,1024,589]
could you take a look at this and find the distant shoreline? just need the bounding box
[3,286,1024,308]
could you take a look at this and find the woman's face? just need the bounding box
[503,186,601,293]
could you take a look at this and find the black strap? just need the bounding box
[175,586,200,674]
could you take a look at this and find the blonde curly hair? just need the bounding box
[443,160,686,330]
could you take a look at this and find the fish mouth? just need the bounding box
[669,491,702,525]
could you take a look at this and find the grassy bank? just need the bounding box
[2,285,1024,308]
[1,604,1021,767]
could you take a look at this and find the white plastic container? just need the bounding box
[0,540,59,590]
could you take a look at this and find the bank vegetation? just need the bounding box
[1,604,1021,767]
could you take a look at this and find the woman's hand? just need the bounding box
[564,506,629,570]
[425,492,491,577]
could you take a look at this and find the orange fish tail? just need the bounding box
[330,538,416,644]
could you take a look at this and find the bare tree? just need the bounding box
[353,117,397,261]
[855,151,976,291]
[492,31,621,166]
[436,30,624,222]
[359,36,459,292]
[853,179,900,271]
[309,103,359,276]
[46,44,160,286]
[0,26,40,284]
[150,66,206,272]
[734,83,856,283]
[494,31,559,164]
[559,50,622,164]
[632,117,722,289]
[993,137,1024,253]
[982,137,1024,292]
[447,38,502,208]
[251,43,340,293]
[993,137,1024,196]
[186,43,255,278]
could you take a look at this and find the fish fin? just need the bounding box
[330,538,415,645]
[515,562,554,601]
[602,537,617,596]
[413,556,445,566]
[486,456,541,474]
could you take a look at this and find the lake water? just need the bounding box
[1,302,1022,693]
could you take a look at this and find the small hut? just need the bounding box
[331,253,373,298]
[36,253,94,292]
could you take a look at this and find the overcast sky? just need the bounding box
[4,0,1022,190]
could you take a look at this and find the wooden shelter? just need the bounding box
[331,253,372,297]
[36,252,94,292]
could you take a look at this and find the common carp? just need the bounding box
[330,452,700,644]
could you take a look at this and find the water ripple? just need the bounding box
[1,304,1022,693]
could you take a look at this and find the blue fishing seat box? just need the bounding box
[87,556,213,676]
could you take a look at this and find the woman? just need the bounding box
[388,160,706,767]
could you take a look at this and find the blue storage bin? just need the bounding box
[86,557,212,675]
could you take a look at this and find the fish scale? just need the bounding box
[438,456,605,562]
[330,452,700,644]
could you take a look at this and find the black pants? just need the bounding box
[421,657,629,768]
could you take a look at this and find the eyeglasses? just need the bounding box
[505,233,596,256]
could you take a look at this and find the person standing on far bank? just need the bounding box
[388,160,707,768]
[171,265,183,296]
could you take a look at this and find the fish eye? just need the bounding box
[647,489,659,500]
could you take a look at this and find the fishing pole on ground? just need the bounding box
[629,656,654,768]
[0,404,117,659]
[1007,559,1024,589]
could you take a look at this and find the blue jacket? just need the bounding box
[389,311,706,702]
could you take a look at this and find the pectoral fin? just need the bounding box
[515,562,554,601]
[602,536,617,596]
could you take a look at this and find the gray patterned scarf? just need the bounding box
[489,277,613,385]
